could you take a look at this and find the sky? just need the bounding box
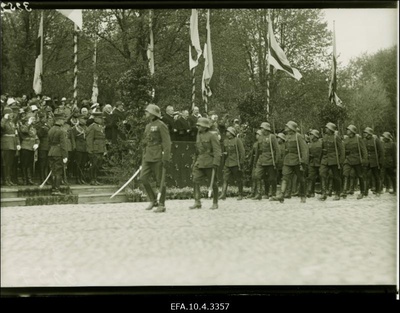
[321,8,398,66]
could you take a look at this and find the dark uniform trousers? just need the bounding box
[140,161,165,205]
[38,150,49,182]
[255,165,277,196]
[192,164,218,202]
[282,165,306,197]
[48,156,64,189]
[75,151,88,180]
[2,150,16,183]
[89,153,103,182]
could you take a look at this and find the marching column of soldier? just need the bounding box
[1,96,397,206]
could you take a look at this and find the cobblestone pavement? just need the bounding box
[1,193,398,287]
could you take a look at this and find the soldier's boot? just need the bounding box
[219,181,228,200]
[349,177,355,195]
[271,180,286,203]
[154,186,167,213]
[252,180,262,200]
[263,180,270,199]
[284,178,292,199]
[247,180,256,198]
[210,187,219,210]
[143,184,157,210]
[306,181,313,198]
[319,178,327,201]
[341,177,348,198]
[270,182,277,199]
[189,184,202,209]
[237,181,243,201]
[27,168,35,185]
[357,177,365,200]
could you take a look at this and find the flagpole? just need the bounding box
[149,9,155,100]
[91,35,98,103]
[73,23,78,106]
[39,11,44,90]
[266,10,270,121]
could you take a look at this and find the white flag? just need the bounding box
[33,13,43,95]
[57,9,83,29]
[189,9,202,70]
[202,10,213,101]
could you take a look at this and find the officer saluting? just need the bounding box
[48,113,68,195]
[140,104,172,213]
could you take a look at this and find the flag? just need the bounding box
[147,10,155,75]
[91,39,99,103]
[202,9,213,101]
[268,17,302,80]
[57,9,83,29]
[189,9,202,70]
[328,22,343,107]
[33,13,43,95]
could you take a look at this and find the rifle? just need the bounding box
[270,134,276,169]
[295,133,303,171]
[356,134,363,164]
[373,135,380,170]
[334,133,341,169]
[235,137,241,171]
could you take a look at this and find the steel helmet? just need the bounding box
[277,133,286,141]
[310,129,320,138]
[346,125,357,134]
[285,121,298,132]
[255,129,263,136]
[382,132,392,140]
[260,122,271,131]
[325,122,337,132]
[196,117,211,128]
[145,104,161,118]
[226,126,237,137]
[363,127,374,135]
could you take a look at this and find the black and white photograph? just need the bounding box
[1,0,398,302]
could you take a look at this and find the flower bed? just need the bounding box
[25,194,78,206]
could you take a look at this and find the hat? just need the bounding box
[285,121,298,132]
[91,103,100,109]
[7,98,16,106]
[3,107,13,114]
[325,122,337,132]
[196,117,211,128]
[226,126,237,137]
[310,129,320,138]
[277,133,286,141]
[43,96,51,101]
[234,118,239,123]
[31,105,38,112]
[382,132,393,140]
[260,122,271,131]
[346,125,357,134]
[81,108,89,113]
[61,97,67,101]
[363,127,374,135]
[145,104,162,118]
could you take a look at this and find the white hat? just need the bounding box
[61,97,67,101]
[44,96,51,101]
[91,103,99,109]
[31,105,39,111]
[7,98,16,106]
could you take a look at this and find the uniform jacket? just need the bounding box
[142,119,171,162]
[277,142,285,169]
[223,136,245,168]
[1,117,20,150]
[248,141,259,169]
[382,140,396,169]
[308,138,323,167]
[48,123,68,158]
[256,133,280,166]
[321,133,345,166]
[86,122,107,154]
[71,124,87,152]
[36,121,50,151]
[283,133,309,166]
[161,114,176,133]
[343,135,368,166]
[61,124,74,152]
[194,131,221,168]
[19,124,39,151]
[364,136,384,168]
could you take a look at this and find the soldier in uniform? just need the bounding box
[341,125,368,199]
[219,126,245,200]
[253,122,280,200]
[306,129,322,198]
[1,107,21,186]
[247,129,262,199]
[86,112,107,185]
[363,127,384,196]
[140,104,172,213]
[318,122,345,201]
[276,132,286,191]
[189,117,221,210]
[36,111,51,184]
[381,132,396,194]
[19,115,40,185]
[271,121,308,203]
[71,114,88,184]
[48,113,68,195]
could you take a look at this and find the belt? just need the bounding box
[3,134,15,137]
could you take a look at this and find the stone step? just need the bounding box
[78,193,128,204]
[1,198,26,207]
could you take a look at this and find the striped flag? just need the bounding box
[202,9,213,102]
[189,9,202,70]
[328,21,343,107]
[268,17,302,80]
[33,12,44,95]
[57,9,83,29]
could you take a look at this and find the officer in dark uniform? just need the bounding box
[1,107,21,186]
[381,132,396,194]
[276,132,286,192]
[140,104,172,213]
[247,129,262,199]
[253,122,280,200]
[271,121,308,203]
[19,115,40,185]
[189,117,221,210]
[363,127,384,196]
[342,125,368,199]
[219,126,245,200]
[306,129,322,198]
[318,122,345,201]
[86,112,107,185]
[48,113,68,195]
[71,114,88,184]
[36,111,51,184]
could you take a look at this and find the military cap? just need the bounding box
[196,117,211,128]
[61,97,67,101]
[382,132,393,140]
[363,127,374,135]
[346,125,357,134]
[10,103,20,110]
[145,104,161,118]
[3,107,13,114]
[277,133,286,141]
[310,129,320,138]
[285,121,298,132]
[325,122,337,132]
[226,126,237,137]
[260,122,271,131]
[92,111,104,117]
[7,98,16,106]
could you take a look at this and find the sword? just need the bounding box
[110,166,142,199]
[208,168,216,198]
[157,167,167,202]
[39,170,52,188]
